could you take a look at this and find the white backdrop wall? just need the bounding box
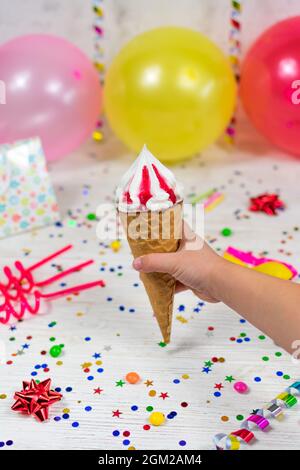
[1,0,300,63]
[1,0,300,147]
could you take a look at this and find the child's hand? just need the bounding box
[132,224,223,303]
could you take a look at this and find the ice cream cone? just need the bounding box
[119,202,182,343]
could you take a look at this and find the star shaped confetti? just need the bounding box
[159,392,169,400]
[204,361,213,367]
[225,375,235,383]
[214,383,224,390]
[103,345,111,352]
[112,409,122,418]
[144,380,153,387]
[202,367,212,374]
[93,387,103,395]
[115,380,125,387]
[93,353,101,359]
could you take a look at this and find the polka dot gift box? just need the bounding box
[0,137,59,239]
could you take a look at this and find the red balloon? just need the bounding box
[240,17,300,156]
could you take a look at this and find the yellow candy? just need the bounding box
[110,240,121,252]
[149,411,165,426]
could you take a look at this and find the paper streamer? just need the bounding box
[92,0,105,142]
[213,380,300,450]
[225,0,242,144]
[189,189,225,213]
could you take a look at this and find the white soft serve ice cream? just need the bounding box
[116,145,183,212]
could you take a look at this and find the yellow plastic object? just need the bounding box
[223,252,247,267]
[104,27,236,163]
[253,261,293,280]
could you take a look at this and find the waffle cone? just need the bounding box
[119,202,182,343]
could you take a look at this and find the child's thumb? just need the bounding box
[132,253,178,274]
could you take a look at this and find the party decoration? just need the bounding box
[223,246,297,280]
[240,17,300,156]
[0,244,105,325]
[104,27,236,163]
[249,193,285,216]
[233,381,248,394]
[213,380,300,450]
[92,0,105,142]
[0,138,59,239]
[0,34,103,161]
[225,0,243,143]
[190,188,225,213]
[11,378,62,422]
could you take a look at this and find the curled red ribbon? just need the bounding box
[0,245,105,324]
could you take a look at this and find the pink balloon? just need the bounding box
[240,17,300,156]
[0,34,102,161]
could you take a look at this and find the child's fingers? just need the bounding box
[132,252,178,274]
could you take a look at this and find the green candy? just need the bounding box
[50,345,62,358]
[221,227,232,237]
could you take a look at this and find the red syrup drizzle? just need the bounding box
[138,166,152,206]
[152,164,176,204]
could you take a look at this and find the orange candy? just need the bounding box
[125,372,140,384]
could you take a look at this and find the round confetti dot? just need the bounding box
[123,439,130,446]
[179,440,186,446]
[85,337,91,341]
[128,446,136,450]
[6,440,13,446]
[258,335,266,340]
[123,431,130,437]
[236,338,243,343]
[149,390,156,397]
[149,411,165,426]
[236,414,244,421]
[87,376,94,381]
[63,408,70,413]
[262,356,269,361]
[131,405,138,411]
[244,337,250,342]
[214,391,221,397]
[167,411,177,419]
[125,372,140,384]
[49,337,55,342]
[143,424,150,431]
[85,406,92,412]
[254,376,261,382]
[230,337,236,341]
[112,430,120,437]
[72,422,79,428]
[221,227,232,237]
[283,374,290,380]
[0,442,4,448]
[276,371,283,376]
[173,379,180,384]
[275,352,282,357]
[31,371,38,376]
[62,414,69,419]
[212,357,218,363]
[218,357,225,363]
[221,416,229,422]
[146,406,153,412]
[56,361,63,366]
[65,387,72,392]
[97,368,104,373]
[49,345,62,358]
[0,394,7,399]
[181,402,188,408]
[182,374,189,379]
[234,381,248,394]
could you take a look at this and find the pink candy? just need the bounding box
[234,381,248,394]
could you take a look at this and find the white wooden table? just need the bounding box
[1,136,300,450]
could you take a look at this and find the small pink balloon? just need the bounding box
[0,34,103,161]
[240,16,300,156]
[234,381,248,394]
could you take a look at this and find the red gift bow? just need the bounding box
[11,378,62,422]
[249,193,285,216]
[0,245,105,324]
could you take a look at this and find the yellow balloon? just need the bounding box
[104,27,237,163]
